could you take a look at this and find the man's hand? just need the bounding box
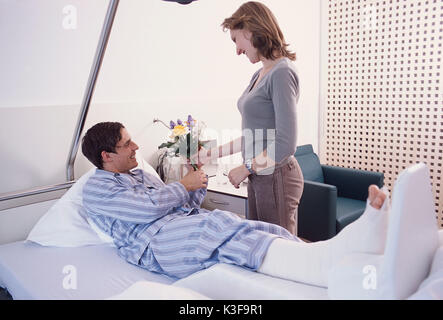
[228,165,250,189]
[179,167,208,191]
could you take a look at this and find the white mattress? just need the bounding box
[0,241,174,300]
[173,263,329,300]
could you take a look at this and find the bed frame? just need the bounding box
[0,287,12,300]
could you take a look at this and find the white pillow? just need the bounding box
[135,152,162,181]
[26,151,160,247]
[108,281,210,300]
[26,168,100,247]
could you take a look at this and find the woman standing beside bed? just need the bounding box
[198,1,304,235]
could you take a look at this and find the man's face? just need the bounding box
[106,128,139,173]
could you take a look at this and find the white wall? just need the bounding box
[0,0,108,193]
[0,0,321,195]
[77,0,321,178]
[0,0,108,107]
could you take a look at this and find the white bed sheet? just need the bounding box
[0,241,174,300]
[173,263,329,300]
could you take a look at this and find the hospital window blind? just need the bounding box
[320,0,443,228]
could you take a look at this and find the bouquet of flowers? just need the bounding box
[158,115,208,171]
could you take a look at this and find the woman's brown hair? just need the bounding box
[221,1,296,61]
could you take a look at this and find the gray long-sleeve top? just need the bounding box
[237,57,300,165]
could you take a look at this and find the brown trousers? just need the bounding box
[247,155,304,235]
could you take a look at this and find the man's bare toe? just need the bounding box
[375,192,386,209]
[368,185,379,203]
[369,185,386,209]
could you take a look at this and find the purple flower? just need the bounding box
[187,115,195,127]
[169,120,176,129]
[177,119,183,125]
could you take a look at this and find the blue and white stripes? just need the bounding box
[83,169,205,266]
[142,209,297,279]
[83,168,297,279]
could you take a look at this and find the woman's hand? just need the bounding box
[228,165,250,188]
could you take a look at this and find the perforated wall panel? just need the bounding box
[320,0,443,228]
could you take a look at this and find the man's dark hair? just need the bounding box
[81,122,124,169]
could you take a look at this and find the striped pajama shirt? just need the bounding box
[83,168,298,279]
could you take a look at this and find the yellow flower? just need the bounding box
[170,125,188,138]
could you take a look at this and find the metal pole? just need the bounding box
[66,0,120,181]
[0,182,75,202]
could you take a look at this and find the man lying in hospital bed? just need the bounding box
[82,122,443,299]
[79,122,393,280]
[1,122,441,300]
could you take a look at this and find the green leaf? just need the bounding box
[158,141,175,149]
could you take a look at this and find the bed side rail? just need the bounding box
[0,182,74,211]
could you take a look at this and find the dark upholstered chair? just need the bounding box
[294,144,384,242]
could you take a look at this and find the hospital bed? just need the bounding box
[0,242,328,300]
[2,0,440,300]
[0,162,442,300]
[0,155,329,300]
[0,242,174,300]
